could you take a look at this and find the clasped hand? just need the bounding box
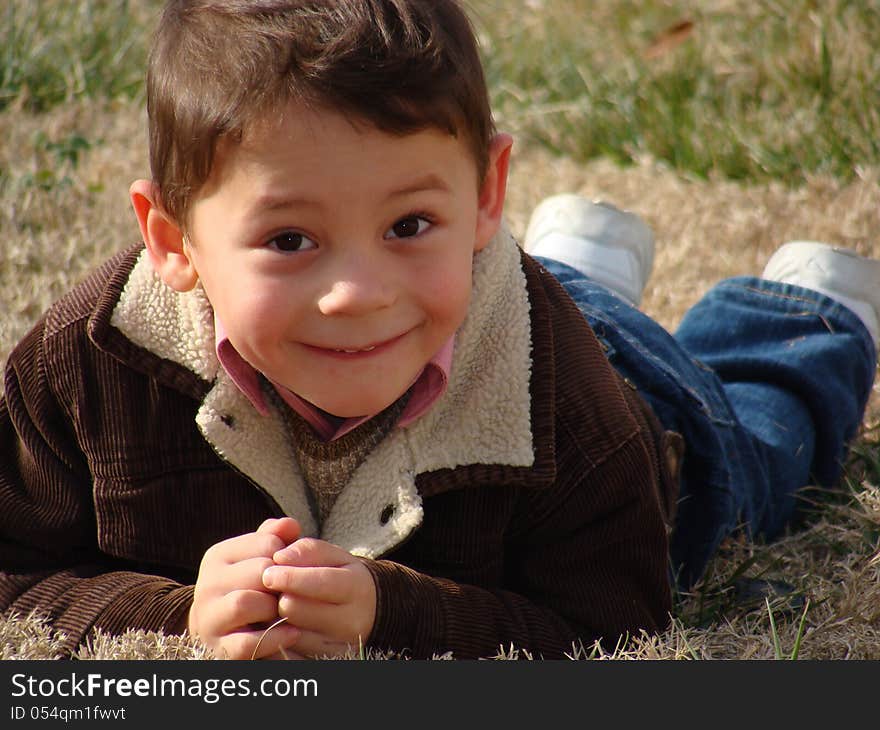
[188,517,377,659]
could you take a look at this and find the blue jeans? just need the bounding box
[537,257,877,589]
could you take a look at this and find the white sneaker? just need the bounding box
[523,194,655,306]
[762,240,880,346]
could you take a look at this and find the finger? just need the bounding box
[286,628,365,660]
[276,591,337,627]
[207,532,287,565]
[272,537,351,567]
[262,648,308,661]
[256,517,302,546]
[215,623,302,660]
[194,588,280,645]
[205,556,277,595]
[211,588,281,636]
[263,565,361,603]
[275,591,372,646]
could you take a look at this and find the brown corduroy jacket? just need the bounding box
[0,227,679,659]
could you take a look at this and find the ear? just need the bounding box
[473,133,513,252]
[129,179,199,291]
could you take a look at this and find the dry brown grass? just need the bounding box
[3,99,880,659]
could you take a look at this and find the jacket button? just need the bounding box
[379,504,395,525]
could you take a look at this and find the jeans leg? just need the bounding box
[675,276,877,527]
[536,257,876,588]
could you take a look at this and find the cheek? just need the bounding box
[416,259,473,327]
[208,282,293,344]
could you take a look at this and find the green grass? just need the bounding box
[5,0,880,185]
[1,0,157,112]
[471,0,880,185]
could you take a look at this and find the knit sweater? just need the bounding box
[0,226,680,659]
[267,380,411,527]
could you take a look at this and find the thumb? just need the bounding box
[256,517,301,546]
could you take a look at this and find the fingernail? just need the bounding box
[262,566,279,588]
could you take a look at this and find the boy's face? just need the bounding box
[176,105,509,417]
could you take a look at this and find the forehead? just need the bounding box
[209,103,479,191]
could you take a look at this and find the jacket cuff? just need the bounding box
[94,579,194,639]
[361,558,445,658]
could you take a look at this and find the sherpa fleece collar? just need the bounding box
[108,227,538,558]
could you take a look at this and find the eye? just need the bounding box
[266,231,316,253]
[385,215,432,240]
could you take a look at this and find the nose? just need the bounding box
[317,252,396,316]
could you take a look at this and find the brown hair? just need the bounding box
[146,0,495,227]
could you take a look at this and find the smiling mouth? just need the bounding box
[333,345,377,354]
[306,332,408,357]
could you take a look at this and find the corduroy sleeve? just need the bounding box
[0,320,193,654]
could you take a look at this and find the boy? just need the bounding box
[0,0,876,661]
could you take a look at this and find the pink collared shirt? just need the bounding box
[214,317,453,442]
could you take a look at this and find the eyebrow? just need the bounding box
[386,173,452,198]
[249,173,452,214]
[249,195,317,214]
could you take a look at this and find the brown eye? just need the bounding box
[268,231,315,252]
[387,216,430,239]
